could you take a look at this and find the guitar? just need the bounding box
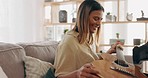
[91,45,148,78]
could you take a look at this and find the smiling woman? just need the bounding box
[89,10,103,33]
[54,0,121,78]
[0,0,44,43]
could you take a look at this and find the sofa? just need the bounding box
[0,41,58,78]
[0,41,134,78]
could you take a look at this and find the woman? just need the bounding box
[54,0,119,78]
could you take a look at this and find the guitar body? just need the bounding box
[91,53,147,78]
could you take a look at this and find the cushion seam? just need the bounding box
[0,47,23,53]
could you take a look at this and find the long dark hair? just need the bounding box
[73,0,104,45]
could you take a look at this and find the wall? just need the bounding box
[0,0,44,43]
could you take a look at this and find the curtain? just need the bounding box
[0,0,44,43]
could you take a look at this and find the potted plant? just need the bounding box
[64,29,69,34]
[106,12,112,22]
[116,33,119,39]
[107,12,110,15]
[61,29,69,40]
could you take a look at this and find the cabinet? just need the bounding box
[43,0,148,48]
[44,0,81,41]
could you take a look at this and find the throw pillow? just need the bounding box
[0,66,8,78]
[24,56,53,78]
[44,67,56,78]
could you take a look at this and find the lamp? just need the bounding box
[133,42,148,64]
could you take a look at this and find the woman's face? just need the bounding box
[89,10,103,33]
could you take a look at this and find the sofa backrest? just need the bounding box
[0,42,26,78]
[0,41,59,78]
[19,41,59,64]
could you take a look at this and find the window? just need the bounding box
[0,0,44,43]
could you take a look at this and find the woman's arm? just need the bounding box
[57,70,77,78]
[106,48,116,54]
[107,42,122,54]
[57,63,100,78]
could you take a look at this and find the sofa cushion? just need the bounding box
[24,56,53,78]
[19,41,58,64]
[0,42,26,78]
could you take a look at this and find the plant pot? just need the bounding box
[106,15,112,22]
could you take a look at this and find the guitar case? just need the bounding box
[133,42,148,64]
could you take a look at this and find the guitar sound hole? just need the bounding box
[114,60,129,67]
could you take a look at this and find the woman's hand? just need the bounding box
[107,42,122,54]
[76,63,100,78]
